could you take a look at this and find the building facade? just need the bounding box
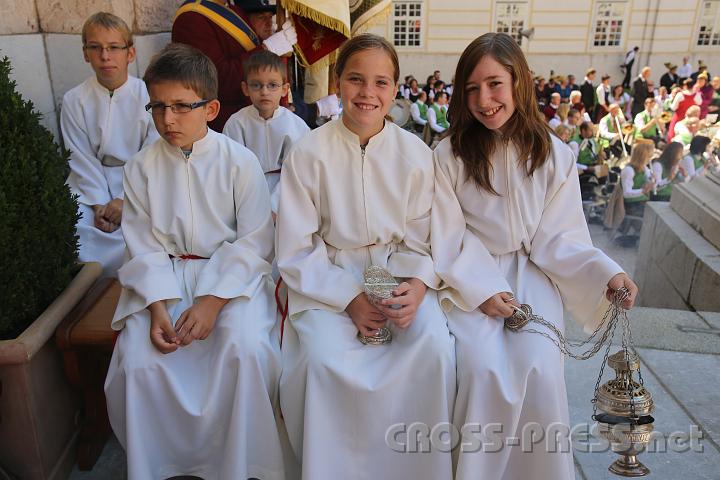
[369,0,720,87]
[0,0,717,141]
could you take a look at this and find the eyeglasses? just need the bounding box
[246,82,283,92]
[83,44,129,55]
[145,100,210,114]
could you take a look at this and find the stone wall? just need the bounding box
[635,179,720,312]
[0,0,180,140]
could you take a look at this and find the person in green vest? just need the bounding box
[428,91,449,134]
[681,135,713,179]
[620,141,655,217]
[598,103,628,159]
[651,141,686,201]
[672,116,700,146]
[570,121,600,170]
[634,97,664,145]
[410,90,428,132]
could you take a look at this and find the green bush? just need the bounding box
[0,56,79,339]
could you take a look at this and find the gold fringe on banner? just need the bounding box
[280,0,351,38]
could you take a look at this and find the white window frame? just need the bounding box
[494,1,529,45]
[696,0,720,47]
[391,1,424,49]
[590,1,628,50]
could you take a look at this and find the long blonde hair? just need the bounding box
[448,33,552,194]
[629,142,654,171]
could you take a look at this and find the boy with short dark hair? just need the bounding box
[61,11,158,277]
[104,43,284,480]
[223,49,309,215]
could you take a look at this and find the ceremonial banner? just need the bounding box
[281,0,349,68]
[281,0,392,102]
[350,0,391,33]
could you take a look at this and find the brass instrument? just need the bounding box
[621,122,635,135]
[658,111,672,123]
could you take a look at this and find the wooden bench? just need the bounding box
[56,278,121,470]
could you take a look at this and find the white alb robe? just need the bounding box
[104,130,284,480]
[223,105,309,213]
[60,75,158,276]
[276,119,456,480]
[431,135,623,480]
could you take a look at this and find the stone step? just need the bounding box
[565,306,720,355]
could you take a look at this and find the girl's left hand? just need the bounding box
[606,273,638,310]
[377,278,427,329]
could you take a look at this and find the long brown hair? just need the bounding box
[448,33,552,194]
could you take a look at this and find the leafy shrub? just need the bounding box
[0,56,79,339]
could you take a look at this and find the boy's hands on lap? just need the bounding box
[175,295,229,346]
[346,293,387,336]
[377,278,427,329]
[92,201,121,233]
[104,198,123,225]
[148,300,180,354]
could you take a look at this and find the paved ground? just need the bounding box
[70,223,720,480]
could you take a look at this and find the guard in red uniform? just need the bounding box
[172,0,296,131]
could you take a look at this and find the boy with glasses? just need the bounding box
[61,12,158,277]
[105,43,284,479]
[223,50,309,216]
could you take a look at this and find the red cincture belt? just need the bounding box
[169,254,208,260]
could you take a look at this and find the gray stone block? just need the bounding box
[671,173,720,251]
[0,34,55,115]
[37,0,134,35]
[635,203,720,312]
[134,0,184,33]
[652,210,696,300]
[0,0,39,34]
[637,258,689,311]
[689,255,720,312]
[133,32,171,78]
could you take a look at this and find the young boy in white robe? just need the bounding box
[276,34,456,480]
[61,12,158,277]
[223,50,309,216]
[430,33,639,480]
[104,43,284,480]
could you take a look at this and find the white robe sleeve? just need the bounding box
[195,159,274,299]
[529,150,623,332]
[61,97,111,206]
[431,153,511,312]
[386,160,439,289]
[276,152,365,313]
[222,116,247,146]
[114,158,183,328]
